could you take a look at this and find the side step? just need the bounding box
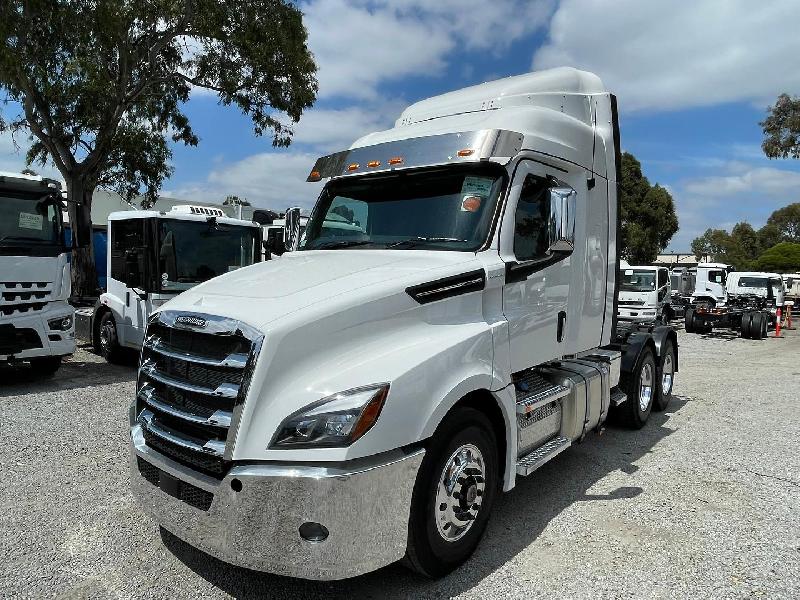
[516,435,571,476]
[514,371,570,414]
[610,390,627,406]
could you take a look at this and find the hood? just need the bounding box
[162,249,481,329]
[618,289,653,303]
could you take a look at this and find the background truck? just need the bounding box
[0,172,75,373]
[685,271,783,338]
[128,68,678,580]
[75,206,262,362]
[690,262,731,308]
[617,263,673,323]
[669,266,695,318]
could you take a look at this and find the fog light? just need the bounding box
[48,316,73,331]
[299,522,329,543]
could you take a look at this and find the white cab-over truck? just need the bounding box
[0,172,74,373]
[129,68,679,580]
[75,206,261,361]
[617,264,672,323]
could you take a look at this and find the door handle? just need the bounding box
[557,311,567,343]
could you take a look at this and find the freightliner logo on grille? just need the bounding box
[175,315,207,328]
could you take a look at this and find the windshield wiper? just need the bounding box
[311,239,376,250]
[386,237,469,249]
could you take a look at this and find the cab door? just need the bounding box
[499,159,582,373]
[108,218,148,348]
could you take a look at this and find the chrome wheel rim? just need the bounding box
[639,362,654,412]
[662,353,674,396]
[435,443,486,542]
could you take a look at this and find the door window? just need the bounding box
[658,269,668,288]
[110,220,145,281]
[513,175,550,261]
[708,270,726,285]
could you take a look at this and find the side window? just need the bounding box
[513,175,550,261]
[110,220,144,281]
[708,270,725,285]
[658,269,668,288]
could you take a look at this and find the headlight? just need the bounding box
[48,315,73,331]
[270,384,389,449]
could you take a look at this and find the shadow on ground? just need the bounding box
[159,396,689,599]
[0,343,137,396]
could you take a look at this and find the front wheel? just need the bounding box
[619,346,657,429]
[98,311,123,363]
[405,407,499,578]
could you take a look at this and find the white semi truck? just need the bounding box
[617,264,672,322]
[128,68,679,580]
[0,172,75,373]
[75,206,262,362]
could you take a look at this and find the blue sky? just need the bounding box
[3,0,800,251]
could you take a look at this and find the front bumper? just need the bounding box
[0,303,75,360]
[129,424,425,580]
[617,307,657,321]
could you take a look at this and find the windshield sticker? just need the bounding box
[19,212,43,230]
[461,195,482,213]
[461,176,494,198]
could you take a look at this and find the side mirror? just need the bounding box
[264,228,286,259]
[547,187,576,254]
[284,207,302,252]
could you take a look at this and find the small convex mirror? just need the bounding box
[547,187,576,254]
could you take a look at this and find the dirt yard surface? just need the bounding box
[1,329,799,599]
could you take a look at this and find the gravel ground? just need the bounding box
[1,328,799,600]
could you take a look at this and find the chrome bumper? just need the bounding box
[129,425,425,580]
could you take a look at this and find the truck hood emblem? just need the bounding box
[175,315,207,328]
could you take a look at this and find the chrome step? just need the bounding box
[516,435,571,476]
[610,390,628,406]
[514,372,570,414]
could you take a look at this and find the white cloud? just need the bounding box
[291,103,400,151]
[165,151,324,212]
[304,0,553,100]
[669,162,800,250]
[533,0,800,112]
[0,128,63,181]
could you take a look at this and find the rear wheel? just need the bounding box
[29,356,62,375]
[406,407,499,578]
[620,346,657,429]
[761,312,769,338]
[653,340,675,412]
[751,312,764,340]
[685,308,695,333]
[740,312,752,338]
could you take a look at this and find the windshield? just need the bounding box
[738,277,769,289]
[620,270,656,292]
[158,219,257,291]
[301,165,506,251]
[0,193,63,256]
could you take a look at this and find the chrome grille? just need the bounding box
[0,282,53,316]
[136,311,262,478]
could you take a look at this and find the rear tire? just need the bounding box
[653,340,675,412]
[761,312,768,338]
[685,308,695,333]
[405,407,499,578]
[619,346,657,429]
[98,311,124,363]
[29,356,62,375]
[741,312,752,339]
[751,312,764,340]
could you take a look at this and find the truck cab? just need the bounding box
[0,172,74,373]
[692,262,731,307]
[725,271,784,321]
[77,206,261,361]
[128,68,678,580]
[617,264,672,322]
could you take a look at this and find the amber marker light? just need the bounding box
[347,163,359,172]
[457,149,475,157]
[308,171,321,182]
[388,157,404,165]
[367,160,381,168]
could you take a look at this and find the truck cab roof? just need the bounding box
[107,209,258,228]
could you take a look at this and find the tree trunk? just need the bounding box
[66,176,99,299]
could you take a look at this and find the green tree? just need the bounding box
[223,195,251,207]
[619,152,679,263]
[757,222,783,252]
[765,202,800,243]
[691,228,733,263]
[757,242,800,272]
[0,1,317,295]
[761,94,800,159]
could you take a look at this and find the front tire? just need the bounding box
[405,407,499,578]
[98,311,123,363]
[653,339,676,412]
[620,346,657,429]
